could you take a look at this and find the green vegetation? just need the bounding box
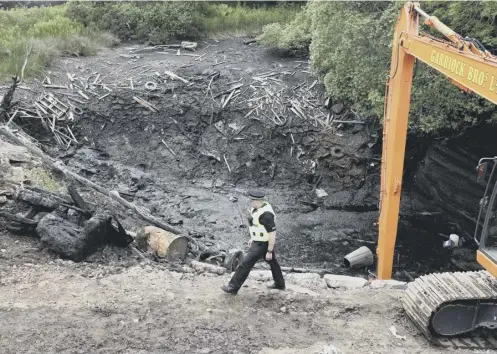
[66,1,207,44]
[66,2,300,42]
[0,2,298,80]
[203,4,300,37]
[259,6,311,53]
[260,1,497,134]
[0,5,118,79]
[27,167,66,193]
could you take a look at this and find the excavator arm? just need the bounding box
[378,2,497,279]
[378,3,497,348]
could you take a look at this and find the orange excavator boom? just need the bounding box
[377,2,497,279]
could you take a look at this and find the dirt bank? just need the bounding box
[0,251,487,354]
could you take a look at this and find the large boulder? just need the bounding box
[286,273,327,290]
[324,274,367,289]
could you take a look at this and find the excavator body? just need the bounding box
[377,2,497,349]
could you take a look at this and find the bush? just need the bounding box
[259,7,311,53]
[308,2,401,118]
[67,1,208,44]
[0,4,118,79]
[67,2,299,42]
[261,1,497,134]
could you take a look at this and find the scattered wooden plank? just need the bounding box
[98,93,111,101]
[164,71,189,84]
[214,83,243,98]
[42,85,68,89]
[212,61,227,67]
[332,120,365,124]
[77,90,89,100]
[222,89,236,109]
[194,53,207,61]
[6,109,18,126]
[161,139,177,157]
[223,154,231,173]
[133,96,158,112]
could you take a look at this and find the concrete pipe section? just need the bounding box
[344,246,374,268]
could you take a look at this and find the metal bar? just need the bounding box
[474,160,497,245]
[479,171,497,250]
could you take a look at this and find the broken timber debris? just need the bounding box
[14,188,59,210]
[0,76,19,122]
[135,226,188,261]
[164,71,189,84]
[0,210,38,225]
[133,96,158,112]
[181,41,197,51]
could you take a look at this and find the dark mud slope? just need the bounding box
[397,124,497,276]
[4,40,494,278]
[25,41,380,274]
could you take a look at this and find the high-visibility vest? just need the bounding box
[249,202,275,242]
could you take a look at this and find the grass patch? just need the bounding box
[203,4,301,37]
[0,2,298,80]
[0,4,118,80]
[27,167,66,193]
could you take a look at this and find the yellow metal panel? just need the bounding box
[477,250,497,278]
[402,34,497,105]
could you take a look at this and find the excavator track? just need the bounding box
[403,270,497,350]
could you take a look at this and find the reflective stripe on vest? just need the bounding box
[249,202,275,242]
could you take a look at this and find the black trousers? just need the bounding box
[228,241,285,291]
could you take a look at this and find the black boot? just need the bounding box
[221,284,238,295]
[267,282,285,290]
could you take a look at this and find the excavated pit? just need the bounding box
[1,39,493,279]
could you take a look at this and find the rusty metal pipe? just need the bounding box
[413,5,464,49]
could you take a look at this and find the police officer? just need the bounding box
[221,189,285,294]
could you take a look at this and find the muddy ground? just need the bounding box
[1,38,492,276]
[2,39,384,273]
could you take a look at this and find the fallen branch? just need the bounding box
[0,76,20,121]
[332,120,365,125]
[67,184,93,215]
